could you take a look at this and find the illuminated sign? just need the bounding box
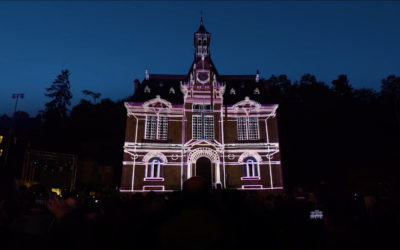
[310,210,323,220]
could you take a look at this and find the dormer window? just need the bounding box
[254,88,260,95]
[230,88,236,95]
[144,86,151,93]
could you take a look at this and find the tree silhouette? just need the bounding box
[381,75,400,128]
[44,70,72,119]
[82,90,101,104]
[331,74,353,97]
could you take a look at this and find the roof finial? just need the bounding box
[200,10,203,25]
[255,69,260,83]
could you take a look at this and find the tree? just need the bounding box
[381,75,400,101]
[82,90,101,104]
[381,75,400,128]
[44,70,73,119]
[331,74,353,97]
[297,74,330,103]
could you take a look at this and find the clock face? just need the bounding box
[197,72,209,83]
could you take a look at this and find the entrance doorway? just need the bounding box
[195,157,212,185]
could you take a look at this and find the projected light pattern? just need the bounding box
[120,19,284,192]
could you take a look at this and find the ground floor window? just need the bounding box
[242,157,260,180]
[145,157,164,180]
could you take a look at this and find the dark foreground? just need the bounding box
[0,178,399,250]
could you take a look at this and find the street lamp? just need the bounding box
[0,135,3,157]
[12,93,24,114]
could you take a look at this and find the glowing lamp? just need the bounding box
[51,188,61,195]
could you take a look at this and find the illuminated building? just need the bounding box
[120,19,283,192]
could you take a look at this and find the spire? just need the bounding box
[197,16,209,34]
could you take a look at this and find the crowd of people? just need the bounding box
[1,171,399,250]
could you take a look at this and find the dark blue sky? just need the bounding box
[1,1,400,116]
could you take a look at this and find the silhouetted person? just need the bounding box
[159,177,224,250]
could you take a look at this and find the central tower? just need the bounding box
[184,18,222,102]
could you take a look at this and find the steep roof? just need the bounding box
[130,74,272,105]
[221,76,270,105]
[130,74,185,104]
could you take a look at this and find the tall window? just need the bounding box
[145,157,164,180]
[192,116,202,139]
[242,157,260,179]
[145,116,168,140]
[237,116,259,140]
[192,115,214,140]
[204,116,214,139]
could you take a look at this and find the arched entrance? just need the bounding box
[187,147,222,188]
[195,157,212,185]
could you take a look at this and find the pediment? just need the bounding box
[233,97,261,112]
[185,139,222,149]
[143,96,172,112]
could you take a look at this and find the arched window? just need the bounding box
[242,157,260,180]
[145,157,164,180]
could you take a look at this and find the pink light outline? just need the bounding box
[143,177,164,181]
[143,185,165,191]
[241,185,263,189]
[241,177,261,181]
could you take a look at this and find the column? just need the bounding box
[215,162,222,185]
[187,161,192,179]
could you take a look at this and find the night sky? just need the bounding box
[1,1,399,116]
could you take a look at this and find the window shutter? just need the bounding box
[254,163,259,177]
[242,163,246,177]
[160,163,165,177]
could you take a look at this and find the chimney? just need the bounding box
[134,79,140,94]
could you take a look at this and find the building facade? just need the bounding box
[120,19,283,192]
